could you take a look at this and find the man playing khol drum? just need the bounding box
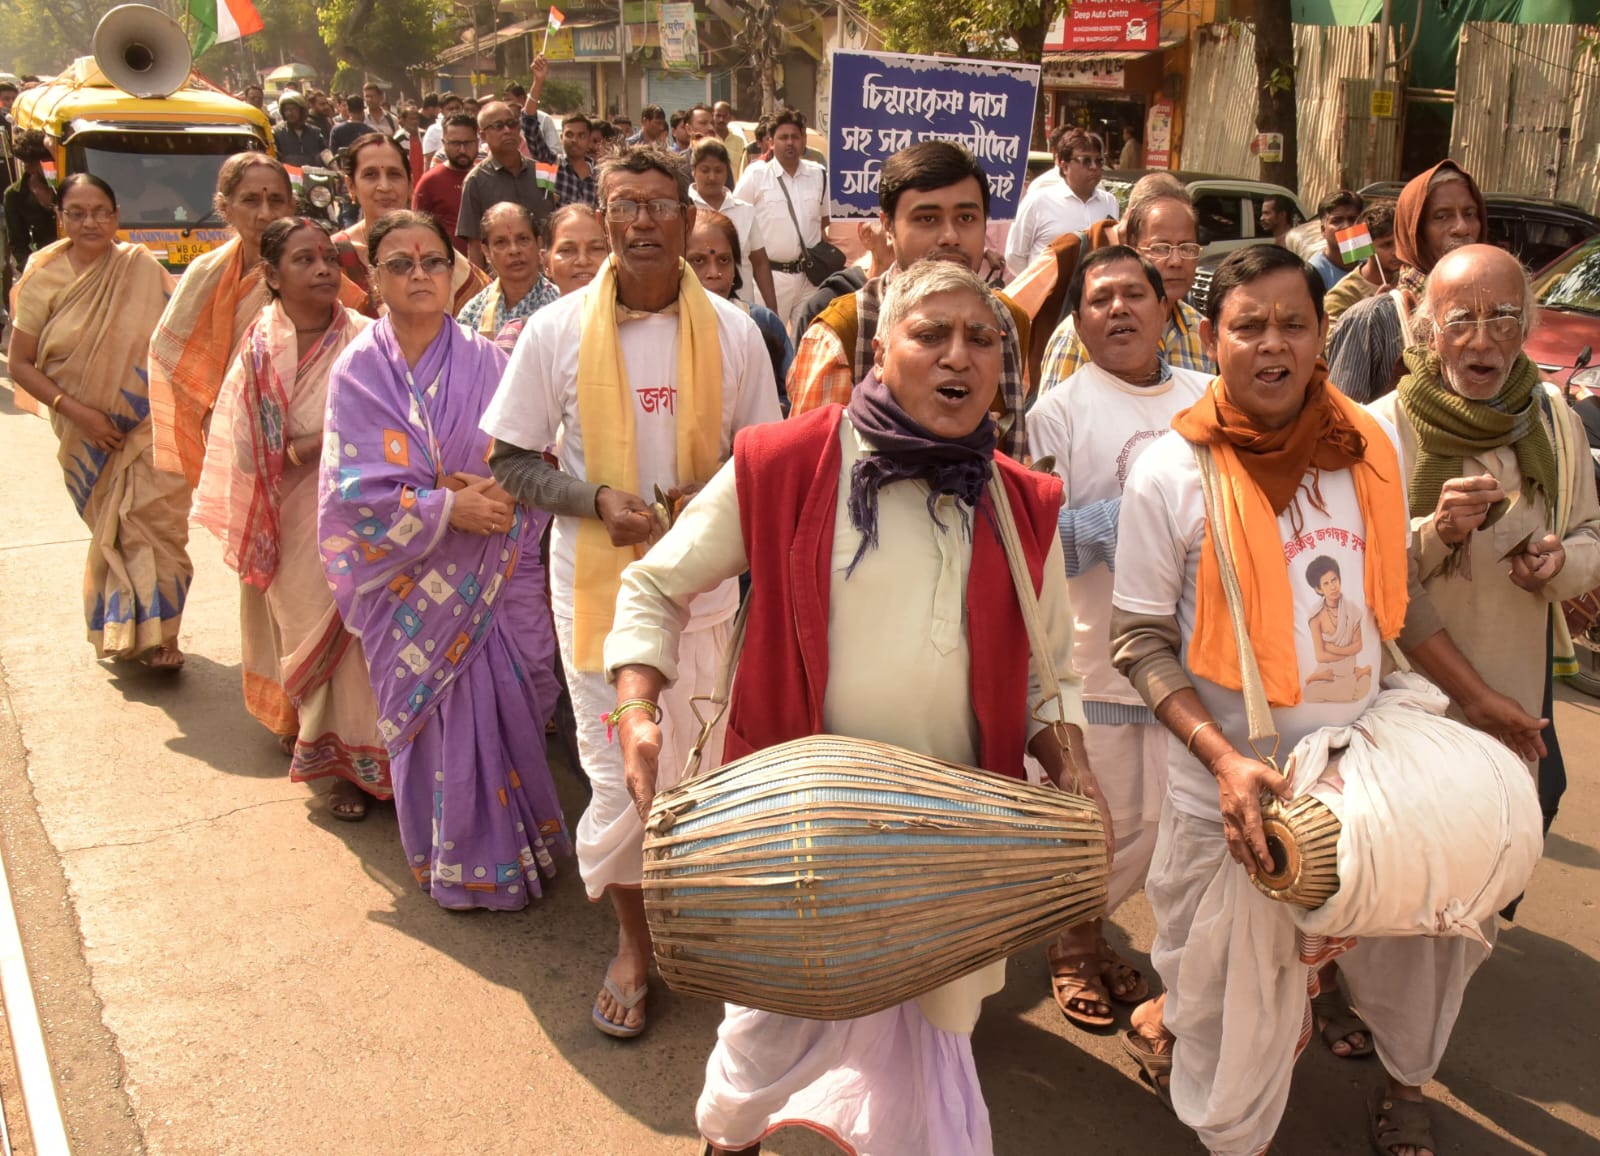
[1109,244,1544,1156]
[606,259,1103,1156]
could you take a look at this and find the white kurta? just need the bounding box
[605,413,1085,1155]
[481,284,781,895]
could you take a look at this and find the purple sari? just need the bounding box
[319,316,568,910]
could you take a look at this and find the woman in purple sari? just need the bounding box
[318,209,570,910]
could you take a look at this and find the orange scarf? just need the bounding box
[1172,366,1410,707]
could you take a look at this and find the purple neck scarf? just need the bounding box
[843,370,997,574]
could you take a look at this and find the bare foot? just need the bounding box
[141,642,185,671]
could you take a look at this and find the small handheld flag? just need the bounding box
[542,6,566,52]
[535,161,558,192]
[1336,224,1375,265]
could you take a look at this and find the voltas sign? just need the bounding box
[1043,3,1160,53]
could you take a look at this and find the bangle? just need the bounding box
[1184,718,1218,755]
[286,441,303,467]
[605,697,661,740]
[49,393,64,414]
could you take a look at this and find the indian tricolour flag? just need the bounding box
[186,0,265,56]
[1336,223,1375,264]
[548,6,566,31]
[535,161,558,193]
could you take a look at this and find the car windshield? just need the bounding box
[71,130,265,227]
[1533,237,1600,316]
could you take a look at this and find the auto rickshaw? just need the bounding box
[8,4,273,272]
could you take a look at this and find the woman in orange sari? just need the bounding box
[331,133,486,318]
[150,154,313,745]
[193,219,391,820]
[9,175,189,667]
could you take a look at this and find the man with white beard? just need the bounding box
[1025,245,1209,1029]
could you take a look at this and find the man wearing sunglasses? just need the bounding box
[458,100,557,271]
[1005,128,1119,278]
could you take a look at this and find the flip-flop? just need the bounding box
[592,969,647,1039]
[1312,989,1376,1058]
[1120,1028,1174,1112]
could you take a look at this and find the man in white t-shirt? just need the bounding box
[1108,244,1545,1156]
[481,148,781,1041]
[1004,127,1119,278]
[1026,244,1208,1031]
[733,108,827,332]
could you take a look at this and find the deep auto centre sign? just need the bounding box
[1043,3,1160,52]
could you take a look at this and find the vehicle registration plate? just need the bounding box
[166,239,214,265]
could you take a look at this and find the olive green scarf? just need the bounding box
[1396,348,1558,519]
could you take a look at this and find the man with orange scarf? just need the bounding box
[1326,160,1486,404]
[1107,246,1543,1156]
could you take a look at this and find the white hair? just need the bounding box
[879,259,1007,336]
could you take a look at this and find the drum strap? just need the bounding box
[680,466,1070,787]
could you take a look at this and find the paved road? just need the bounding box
[0,383,1596,1155]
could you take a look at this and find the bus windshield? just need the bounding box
[70,129,266,228]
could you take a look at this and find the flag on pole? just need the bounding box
[1336,224,1375,264]
[186,0,265,56]
[535,161,558,193]
[547,6,566,31]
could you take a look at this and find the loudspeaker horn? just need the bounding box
[93,5,194,100]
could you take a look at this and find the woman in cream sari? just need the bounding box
[193,219,391,820]
[8,175,190,667]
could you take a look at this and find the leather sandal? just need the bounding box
[1120,1028,1174,1112]
[1048,948,1115,1028]
[1370,1091,1434,1156]
[1313,989,1375,1058]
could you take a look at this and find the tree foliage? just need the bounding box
[0,0,121,76]
[317,0,458,86]
[856,0,1057,63]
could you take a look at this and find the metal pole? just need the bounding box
[1367,0,1393,186]
[618,0,628,119]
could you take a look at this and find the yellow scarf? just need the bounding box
[571,257,723,671]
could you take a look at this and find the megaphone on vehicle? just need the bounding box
[93,4,193,100]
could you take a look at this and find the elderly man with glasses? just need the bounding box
[481,144,781,1043]
[1005,128,1119,278]
[1371,242,1600,849]
[1036,184,1215,388]
[458,100,558,271]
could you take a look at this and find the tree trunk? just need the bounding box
[1253,0,1298,192]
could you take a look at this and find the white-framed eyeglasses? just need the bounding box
[603,198,683,223]
[1437,313,1522,343]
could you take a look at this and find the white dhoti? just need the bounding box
[1085,720,1168,913]
[559,612,732,897]
[697,976,1001,1156]
[1147,799,1493,1156]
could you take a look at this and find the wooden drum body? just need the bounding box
[641,735,1108,1021]
[1253,793,1342,910]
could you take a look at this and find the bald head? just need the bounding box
[478,101,521,160]
[1421,244,1532,401]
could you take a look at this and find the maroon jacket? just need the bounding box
[725,405,1063,779]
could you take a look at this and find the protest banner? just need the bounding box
[659,2,699,71]
[827,50,1041,221]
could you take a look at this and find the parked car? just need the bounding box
[1357,182,1600,273]
[1523,235,1600,394]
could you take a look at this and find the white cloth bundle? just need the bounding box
[1283,672,1544,944]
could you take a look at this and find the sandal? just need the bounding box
[1369,1091,1435,1156]
[1312,989,1375,1058]
[326,780,370,822]
[1047,948,1115,1029]
[1120,1028,1174,1112]
[139,643,185,671]
[592,964,647,1039]
[1099,942,1151,1005]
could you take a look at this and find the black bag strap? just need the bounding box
[775,166,816,252]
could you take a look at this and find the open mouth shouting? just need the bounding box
[1254,364,1293,387]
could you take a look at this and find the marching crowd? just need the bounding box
[3,69,1592,1156]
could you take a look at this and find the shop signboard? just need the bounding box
[1044,3,1160,53]
[1044,59,1126,89]
[827,49,1041,220]
[544,27,575,61]
[1144,97,1173,169]
[659,2,700,72]
[573,25,620,59]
